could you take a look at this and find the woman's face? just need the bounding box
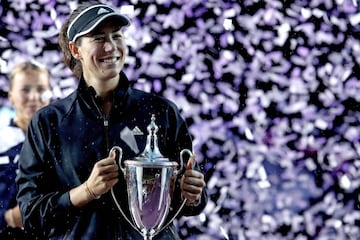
[8,70,50,123]
[72,20,127,83]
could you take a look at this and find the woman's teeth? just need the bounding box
[101,57,118,63]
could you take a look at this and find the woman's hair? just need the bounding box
[58,1,101,78]
[9,61,49,90]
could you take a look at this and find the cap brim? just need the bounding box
[72,14,130,42]
[67,4,131,42]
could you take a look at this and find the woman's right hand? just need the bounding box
[70,149,119,207]
[85,149,119,199]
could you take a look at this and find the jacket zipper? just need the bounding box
[89,94,118,239]
[90,96,111,151]
[103,117,110,150]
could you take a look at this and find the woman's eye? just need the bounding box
[37,87,46,93]
[113,34,122,39]
[21,88,31,94]
[93,36,105,42]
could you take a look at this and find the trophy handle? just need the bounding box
[110,146,125,175]
[109,146,142,235]
[158,149,195,233]
[179,149,194,172]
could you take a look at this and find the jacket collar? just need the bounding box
[77,71,130,95]
[77,71,131,117]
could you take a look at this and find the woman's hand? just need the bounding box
[5,205,23,228]
[85,149,119,198]
[70,149,119,207]
[180,155,206,206]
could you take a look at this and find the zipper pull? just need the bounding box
[104,119,109,127]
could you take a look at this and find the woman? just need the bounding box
[16,2,207,239]
[0,61,51,239]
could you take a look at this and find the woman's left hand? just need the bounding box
[180,155,206,204]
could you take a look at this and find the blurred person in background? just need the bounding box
[0,103,15,128]
[0,61,51,239]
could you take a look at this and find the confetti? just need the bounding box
[1,0,360,239]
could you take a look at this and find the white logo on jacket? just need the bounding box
[120,126,140,154]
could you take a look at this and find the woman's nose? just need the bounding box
[104,39,116,52]
[28,89,41,101]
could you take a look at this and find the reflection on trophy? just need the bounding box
[111,114,193,240]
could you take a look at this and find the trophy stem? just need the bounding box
[142,229,155,240]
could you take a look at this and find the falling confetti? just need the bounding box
[1,0,360,239]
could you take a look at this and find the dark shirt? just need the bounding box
[0,119,30,239]
[0,120,24,230]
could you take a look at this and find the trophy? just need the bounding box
[110,114,194,240]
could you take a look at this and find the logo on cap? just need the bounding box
[97,7,110,15]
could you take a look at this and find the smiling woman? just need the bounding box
[58,3,130,80]
[15,2,207,240]
[69,23,127,98]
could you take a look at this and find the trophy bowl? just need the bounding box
[110,115,192,240]
[123,160,179,239]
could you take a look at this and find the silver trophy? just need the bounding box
[111,114,193,240]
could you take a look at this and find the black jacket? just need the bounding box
[16,72,207,240]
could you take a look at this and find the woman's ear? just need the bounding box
[69,41,80,59]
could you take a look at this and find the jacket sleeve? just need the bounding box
[15,113,79,237]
